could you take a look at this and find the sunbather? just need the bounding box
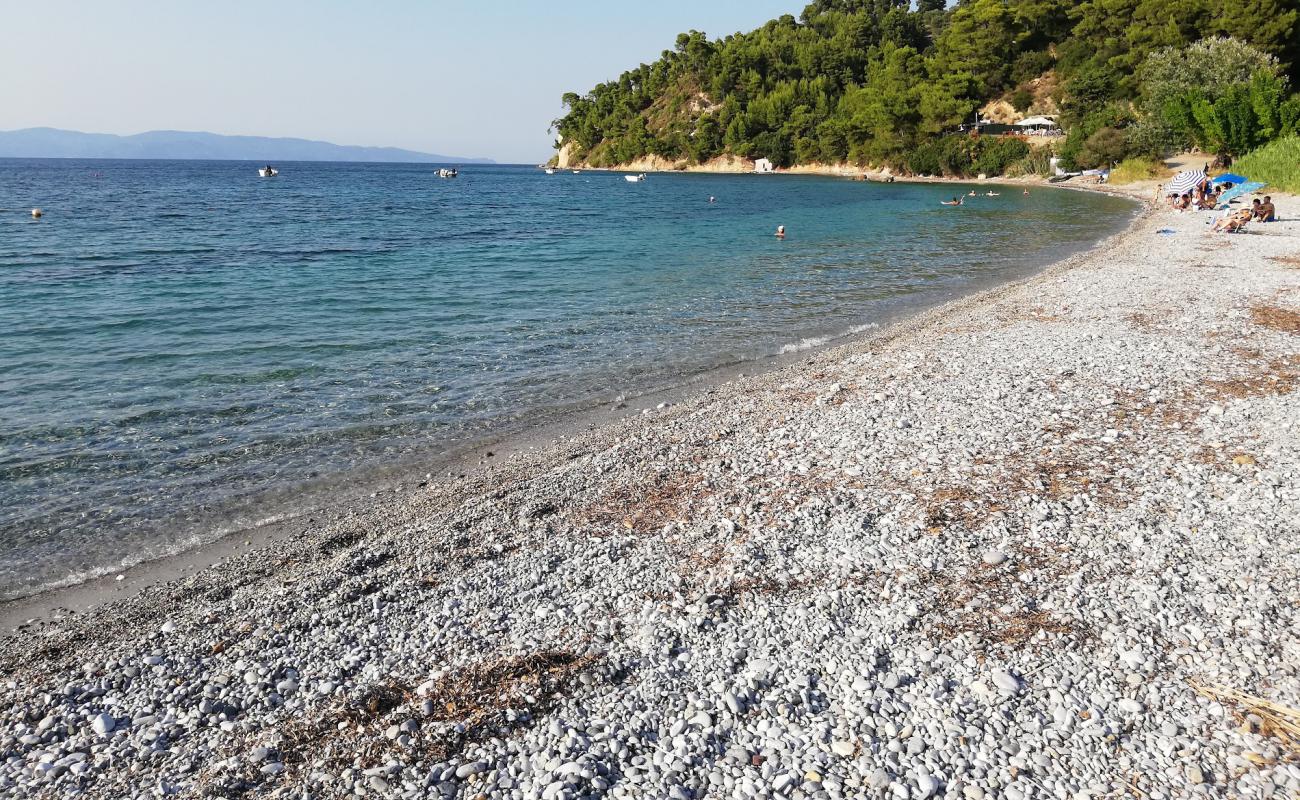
[1211,209,1252,233]
[1256,196,1276,222]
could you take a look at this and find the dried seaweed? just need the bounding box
[1251,303,1300,335]
[1189,680,1300,760]
[1206,356,1300,399]
[574,468,713,535]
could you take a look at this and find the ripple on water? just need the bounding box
[0,159,1137,600]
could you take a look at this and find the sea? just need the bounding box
[0,160,1137,601]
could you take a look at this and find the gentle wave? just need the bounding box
[779,323,881,354]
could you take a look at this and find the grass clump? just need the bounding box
[1109,157,1168,184]
[1004,148,1055,178]
[1233,137,1300,193]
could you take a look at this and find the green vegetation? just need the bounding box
[905,136,1029,177]
[1108,157,1168,184]
[1134,38,1300,160]
[1004,148,1055,178]
[554,1,1299,176]
[1233,136,1300,192]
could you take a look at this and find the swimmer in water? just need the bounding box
[986,191,999,196]
[940,197,962,206]
[775,225,786,239]
[1023,188,1030,195]
[709,196,716,203]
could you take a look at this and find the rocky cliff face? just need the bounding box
[554,142,579,169]
[556,153,761,173]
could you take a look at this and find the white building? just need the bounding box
[754,158,775,174]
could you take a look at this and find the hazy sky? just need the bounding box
[1,1,800,163]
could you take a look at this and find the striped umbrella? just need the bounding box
[1166,169,1207,195]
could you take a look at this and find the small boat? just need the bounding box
[625,173,646,183]
[258,167,278,178]
[544,168,557,175]
[572,170,582,174]
[438,168,458,178]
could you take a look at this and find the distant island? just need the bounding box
[0,128,494,164]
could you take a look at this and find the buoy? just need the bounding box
[31,208,42,218]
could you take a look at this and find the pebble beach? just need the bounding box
[2,193,1298,799]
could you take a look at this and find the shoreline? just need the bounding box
[565,159,1160,204]
[0,181,1138,627]
[2,194,1296,798]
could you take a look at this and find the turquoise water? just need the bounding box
[0,160,1135,599]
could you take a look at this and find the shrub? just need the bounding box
[1004,148,1055,177]
[1077,127,1128,169]
[1057,102,1138,170]
[974,137,1031,175]
[1164,71,1293,160]
[1141,38,1286,156]
[936,137,975,175]
[1232,136,1300,193]
[1283,96,1300,136]
[902,137,974,176]
[1010,88,1035,113]
[904,136,1031,177]
[1125,118,1177,159]
[905,141,943,175]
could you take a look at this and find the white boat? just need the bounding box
[625,173,646,182]
[544,168,557,175]
[572,170,582,174]
[258,167,278,178]
[438,168,458,178]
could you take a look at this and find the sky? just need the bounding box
[0,1,801,163]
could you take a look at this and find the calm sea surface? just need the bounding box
[0,160,1135,599]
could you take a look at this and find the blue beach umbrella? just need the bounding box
[1213,172,1248,185]
[1217,181,1266,204]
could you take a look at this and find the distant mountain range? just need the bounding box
[0,128,493,163]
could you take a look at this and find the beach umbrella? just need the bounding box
[1217,181,1266,204]
[1166,169,1207,195]
[1212,172,1248,185]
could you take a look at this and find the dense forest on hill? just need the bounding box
[553,0,1300,175]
